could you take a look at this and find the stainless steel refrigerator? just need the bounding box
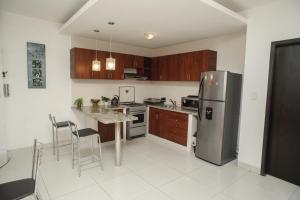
[195,71,242,165]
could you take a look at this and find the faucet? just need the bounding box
[169,99,177,108]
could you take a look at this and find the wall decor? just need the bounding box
[27,42,46,88]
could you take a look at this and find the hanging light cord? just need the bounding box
[109,31,112,58]
[95,39,98,60]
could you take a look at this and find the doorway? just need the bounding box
[261,38,300,186]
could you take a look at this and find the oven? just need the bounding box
[128,110,147,128]
[126,107,147,138]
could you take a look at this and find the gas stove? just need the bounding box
[120,102,147,139]
[121,102,146,112]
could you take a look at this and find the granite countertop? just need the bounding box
[148,104,198,116]
[72,106,137,124]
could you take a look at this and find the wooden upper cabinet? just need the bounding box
[70,48,216,81]
[70,48,94,79]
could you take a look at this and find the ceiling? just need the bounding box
[0,0,277,49]
[0,0,88,23]
[60,0,247,48]
[214,0,277,12]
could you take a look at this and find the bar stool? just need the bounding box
[68,122,103,176]
[49,114,73,161]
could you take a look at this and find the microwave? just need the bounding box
[181,96,199,111]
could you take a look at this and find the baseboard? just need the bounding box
[238,161,261,174]
[146,134,189,152]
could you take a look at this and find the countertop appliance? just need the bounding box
[195,71,242,165]
[181,95,198,111]
[121,102,147,139]
[144,97,166,106]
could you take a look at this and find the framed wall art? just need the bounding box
[27,42,46,88]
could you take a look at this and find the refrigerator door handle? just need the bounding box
[198,77,205,120]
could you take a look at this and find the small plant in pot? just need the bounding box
[101,96,110,107]
[90,99,100,108]
[74,98,83,109]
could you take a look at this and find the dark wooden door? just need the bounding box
[266,41,300,186]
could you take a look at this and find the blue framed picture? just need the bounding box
[27,42,46,88]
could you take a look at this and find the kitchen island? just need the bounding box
[72,106,137,166]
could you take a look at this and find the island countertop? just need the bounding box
[72,106,137,124]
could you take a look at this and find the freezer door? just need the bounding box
[195,100,225,165]
[200,71,227,101]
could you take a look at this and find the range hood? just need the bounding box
[124,68,148,80]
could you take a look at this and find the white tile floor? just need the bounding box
[1,137,299,200]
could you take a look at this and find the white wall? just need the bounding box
[71,32,246,105]
[238,0,300,170]
[71,36,152,57]
[1,11,72,149]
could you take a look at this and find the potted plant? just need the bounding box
[101,96,110,108]
[74,98,83,109]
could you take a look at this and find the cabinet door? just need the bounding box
[189,51,204,81]
[70,48,93,79]
[111,52,124,80]
[151,57,159,80]
[158,56,169,81]
[168,54,179,81]
[149,107,160,136]
[98,109,123,142]
[135,56,145,75]
[165,111,188,146]
[178,53,191,81]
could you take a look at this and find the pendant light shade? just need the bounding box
[106,57,116,70]
[92,60,101,71]
[106,22,116,71]
[92,30,101,71]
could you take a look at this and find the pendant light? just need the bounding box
[106,22,116,71]
[92,29,101,71]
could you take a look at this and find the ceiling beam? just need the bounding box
[199,0,247,24]
[59,0,99,33]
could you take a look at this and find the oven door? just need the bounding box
[129,111,146,128]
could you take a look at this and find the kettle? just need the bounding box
[111,95,119,107]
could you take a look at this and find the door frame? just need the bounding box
[261,37,300,175]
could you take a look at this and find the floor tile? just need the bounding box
[136,164,183,187]
[160,176,218,200]
[130,188,172,200]
[187,161,248,192]
[99,173,153,200]
[54,185,111,200]
[223,172,298,200]
[289,187,300,200]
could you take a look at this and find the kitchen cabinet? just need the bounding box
[70,48,94,79]
[71,48,124,80]
[149,50,216,81]
[149,107,188,146]
[70,48,216,81]
[98,109,123,143]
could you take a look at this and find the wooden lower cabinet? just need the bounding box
[149,107,188,146]
[98,109,123,143]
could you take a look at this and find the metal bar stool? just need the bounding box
[49,114,73,161]
[68,122,103,176]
